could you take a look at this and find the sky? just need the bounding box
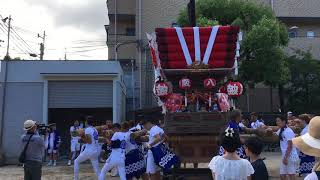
[0,0,109,60]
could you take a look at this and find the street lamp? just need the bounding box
[115,40,141,61]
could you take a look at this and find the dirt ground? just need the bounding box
[0,152,304,180]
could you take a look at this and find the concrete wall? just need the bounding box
[137,0,189,108]
[286,37,320,60]
[5,60,123,82]
[273,0,320,17]
[2,82,44,163]
[238,87,280,113]
[108,0,136,15]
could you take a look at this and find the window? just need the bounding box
[288,30,297,38]
[307,31,315,38]
[126,28,135,36]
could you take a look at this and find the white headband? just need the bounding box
[301,133,320,149]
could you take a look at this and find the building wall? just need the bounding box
[238,87,280,112]
[137,0,189,108]
[0,61,6,148]
[286,38,320,59]
[5,60,122,82]
[255,0,320,59]
[2,82,44,163]
[0,60,125,162]
[107,0,136,15]
[273,0,320,17]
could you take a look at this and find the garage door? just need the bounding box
[48,81,113,108]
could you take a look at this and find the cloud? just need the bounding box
[25,0,109,33]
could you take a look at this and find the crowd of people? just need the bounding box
[20,110,320,180]
[213,110,320,180]
[20,116,179,180]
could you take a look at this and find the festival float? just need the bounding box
[147,26,244,168]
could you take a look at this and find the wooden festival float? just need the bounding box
[147,26,247,179]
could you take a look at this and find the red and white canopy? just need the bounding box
[155,26,240,69]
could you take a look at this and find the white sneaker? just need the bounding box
[47,161,52,166]
[67,160,71,166]
[111,168,119,177]
[53,161,56,166]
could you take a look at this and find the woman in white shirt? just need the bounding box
[208,127,254,180]
[275,116,299,180]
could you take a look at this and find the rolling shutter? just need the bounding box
[48,81,113,108]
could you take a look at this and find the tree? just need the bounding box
[177,0,289,111]
[286,50,320,114]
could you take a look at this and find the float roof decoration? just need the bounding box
[155,26,240,69]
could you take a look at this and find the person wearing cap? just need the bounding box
[293,116,320,180]
[21,120,47,180]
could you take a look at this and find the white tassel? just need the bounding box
[236,41,240,50]
[209,92,212,107]
[234,58,239,76]
[238,31,243,41]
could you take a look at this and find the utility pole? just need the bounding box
[114,0,118,61]
[188,0,196,27]
[2,15,12,60]
[38,31,46,60]
[64,48,67,61]
[131,59,135,111]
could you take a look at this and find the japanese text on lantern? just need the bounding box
[155,83,169,97]
[181,79,191,88]
[227,84,239,96]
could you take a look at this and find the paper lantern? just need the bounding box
[179,78,192,90]
[226,82,243,97]
[154,82,169,97]
[204,78,217,89]
[219,86,227,94]
[165,93,183,112]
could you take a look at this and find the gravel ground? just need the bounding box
[0,152,304,180]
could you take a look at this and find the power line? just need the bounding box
[10,26,36,53]
[0,23,30,56]
[0,22,32,54]
[66,46,108,53]
[67,44,107,49]
[0,15,36,54]
[12,25,38,36]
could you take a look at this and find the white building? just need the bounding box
[0,60,125,163]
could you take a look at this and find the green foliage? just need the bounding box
[13,57,22,60]
[3,55,11,60]
[197,17,219,27]
[177,0,289,87]
[286,50,320,114]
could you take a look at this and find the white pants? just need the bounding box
[74,149,100,180]
[99,153,126,180]
[71,140,81,152]
[47,148,57,154]
[146,150,160,174]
